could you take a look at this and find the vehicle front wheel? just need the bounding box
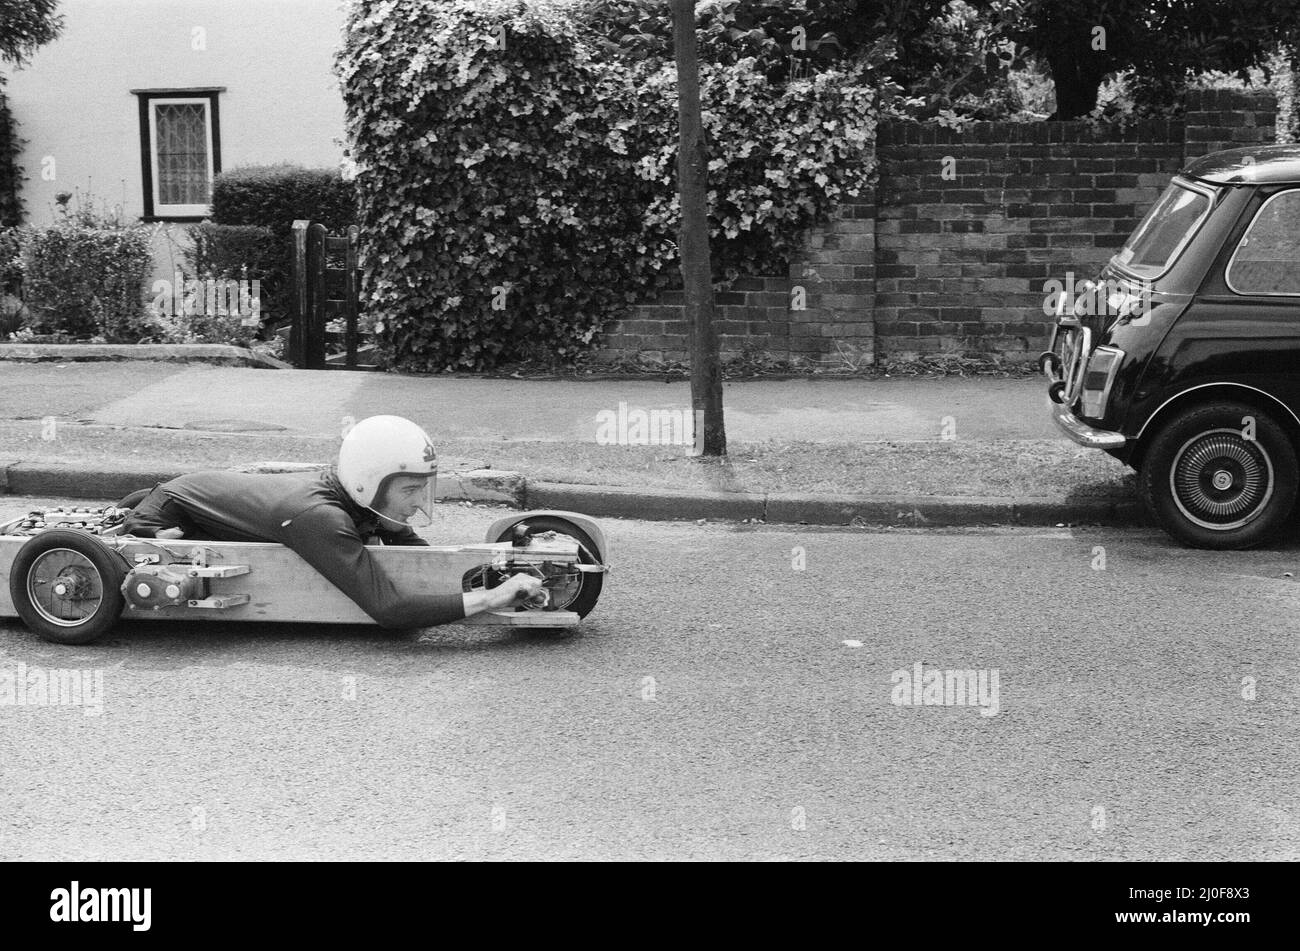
[492,516,604,620]
[1139,402,1299,549]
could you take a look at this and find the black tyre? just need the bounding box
[9,529,127,644]
[1139,402,1299,550]
[493,516,603,619]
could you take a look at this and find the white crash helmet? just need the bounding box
[337,415,438,527]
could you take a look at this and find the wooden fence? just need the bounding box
[288,219,377,369]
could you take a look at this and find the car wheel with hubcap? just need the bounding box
[1139,402,1298,549]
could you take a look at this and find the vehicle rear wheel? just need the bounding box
[492,516,603,621]
[1139,402,1299,549]
[9,529,127,644]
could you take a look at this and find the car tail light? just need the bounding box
[1080,346,1123,419]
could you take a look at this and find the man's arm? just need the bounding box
[279,506,544,627]
[279,505,465,628]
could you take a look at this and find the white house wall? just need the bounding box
[3,0,350,285]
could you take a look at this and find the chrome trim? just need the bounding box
[1134,382,1300,441]
[1225,188,1300,297]
[1040,322,1064,383]
[1052,403,1128,448]
[1063,326,1092,404]
[1168,428,1275,530]
[1109,177,1217,283]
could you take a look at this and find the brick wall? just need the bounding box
[1183,88,1276,160]
[595,88,1276,366]
[595,200,877,366]
[873,117,1185,360]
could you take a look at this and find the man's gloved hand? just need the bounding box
[494,573,546,609]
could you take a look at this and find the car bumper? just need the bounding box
[1052,402,1127,449]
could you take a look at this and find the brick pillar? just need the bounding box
[1183,88,1277,162]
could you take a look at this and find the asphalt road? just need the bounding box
[1,496,1297,861]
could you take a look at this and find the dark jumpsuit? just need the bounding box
[120,468,465,629]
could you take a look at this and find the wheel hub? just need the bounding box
[51,570,92,599]
[27,549,106,626]
[1172,431,1273,529]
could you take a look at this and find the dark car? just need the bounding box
[1043,144,1300,549]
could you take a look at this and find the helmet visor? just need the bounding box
[411,473,436,528]
[372,471,437,530]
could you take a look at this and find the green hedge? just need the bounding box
[339,0,877,371]
[211,163,354,229]
[20,219,154,341]
[629,55,877,282]
[0,225,24,336]
[208,164,356,324]
[0,225,22,292]
[185,222,279,280]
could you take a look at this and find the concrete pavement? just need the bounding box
[77,367,1059,443]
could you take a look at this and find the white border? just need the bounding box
[147,97,214,217]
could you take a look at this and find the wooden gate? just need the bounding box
[289,219,378,370]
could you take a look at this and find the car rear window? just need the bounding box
[1114,181,1212,278]
[1227,190,1300,295]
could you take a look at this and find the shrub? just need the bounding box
[629,56,877,282]
[185,221,279,281]
[339,0,878,371]
[147,278,262,346]
[0,90,24,227]
[0,224,23,291]
[1266,47,1298,143]
[579,0,852,82]
[903,1,1050,121]
[576,0,1045,122]
[19,197,154,341]
[210,163,355,234]
[161,221,280,343]
[0,225,26,336]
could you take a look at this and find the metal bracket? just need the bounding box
[185,565,250,579]
[187,594,251,609]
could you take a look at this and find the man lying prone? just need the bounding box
[118,415,543,628]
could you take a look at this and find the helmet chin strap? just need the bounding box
[367,505,414,531]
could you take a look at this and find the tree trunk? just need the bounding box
[1046,50,1107,120]
[671,0,726,457]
